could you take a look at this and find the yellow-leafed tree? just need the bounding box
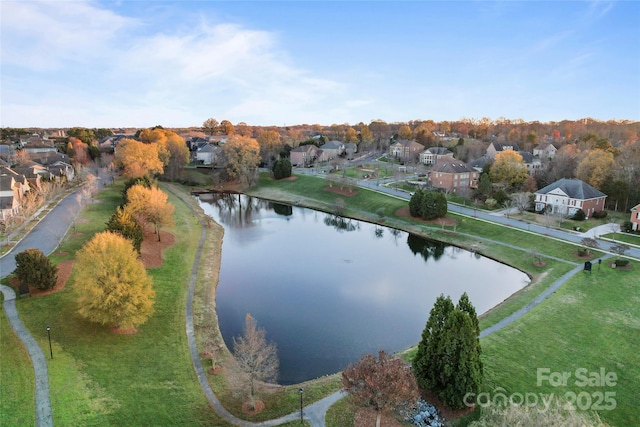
[221,136,261,185]
[115,138,164,178]
[125,185,175,241]
[489,150,529,189]
[74,231,155,331]
[576,149,615,190]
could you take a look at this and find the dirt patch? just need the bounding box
[24,259,74,296]
[573,252,596,260]
[241,399,265,415]
[323,186,358,197]
[395,206,458,227]
[140,229,176,269]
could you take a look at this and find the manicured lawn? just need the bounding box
[0,304,35,426]
[602,231,640,246]
[6,181,219,425]
[480,262,640,426]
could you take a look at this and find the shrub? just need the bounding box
[614,259,629,267]
[272,158,292,180]
[14,248,58,290]
[572,209,586,221]
[621,221,633,233]
[592,210,608,219]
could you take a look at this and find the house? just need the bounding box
[195,143,221,165]
[419,147,454,165]
[344,142,358,160]
[468,155,493,172]
[290,145,318,167]
[318,140,345,161]
[534,178,607,218]
[389,140,424,162]
[486,142,520,159]
[47,161,75,181]
[0,175,21,220]
[518,151,543,175]
[630,204,640,231]
[428,158,479,193]
[533,142,557,159]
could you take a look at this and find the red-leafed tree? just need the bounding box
[342,350,419,427]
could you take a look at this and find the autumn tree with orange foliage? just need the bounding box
[74,231,155,331]
[342,350,420,427]
[115,138,164,178]
[125,185,174,241]
[69,137,90,166]
[576,149,615,190]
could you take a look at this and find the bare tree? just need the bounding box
[342,350,419,427]
[511,192,532,212]
[233,314,279,410]
[580,237,599,256]
[610,243,630,256]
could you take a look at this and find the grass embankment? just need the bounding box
[2,181,219,425]
[601,232,640,247]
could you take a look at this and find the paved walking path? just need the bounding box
[0,188,84,427]
[2,176,636,427]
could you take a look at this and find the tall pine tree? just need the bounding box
[413,293,483,409]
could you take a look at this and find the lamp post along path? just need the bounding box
[46,325,53,360]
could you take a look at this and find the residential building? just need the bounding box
[344,142,358,160]
[318,140,345,161]
[290,145,318,167]
[195,143,221,165]
[419,147,454,165]
[389,140,424,162]
[534,178,607,217]
[486,142,520,159]
[428,158,479,193]
[518,151,543,175]
[533,142,557,159]
[631,204,640,231]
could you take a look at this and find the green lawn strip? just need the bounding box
[601,232,640,247]
[325,396,357,427]
[0,306,35,426]
[480,262,640,427]
[13,181,218,425]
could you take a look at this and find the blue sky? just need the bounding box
[1,1,638,128]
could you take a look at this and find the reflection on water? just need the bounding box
[199,193,529,385]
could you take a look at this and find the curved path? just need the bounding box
[0,189,83,427]
[2,178,635,427]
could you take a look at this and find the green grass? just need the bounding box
[480,261,640,426]
[602,232,640,246]
[7,181,220,425]
[325,397,356,427]
[0,305,35,426]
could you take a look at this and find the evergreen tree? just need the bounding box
[413,294,454,390]
[106,206,144,253]
[14,248,58,290]
[409,189,424,217]
[413,293,483,409]
[272,158,292,180]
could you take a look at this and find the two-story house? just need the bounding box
[534,178,607,217]
[290,145,319,167]
[486,142,520,159]
[630,204,640,231]
[419,147,454,165]
[533,142,557,159]
[318,140,345,161]
[389,140,424,162]
[428,158,479,193]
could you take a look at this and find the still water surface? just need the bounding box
[199,194,529,384]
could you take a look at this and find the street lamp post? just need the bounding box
[299,388,303,424]
[46,325,53,359]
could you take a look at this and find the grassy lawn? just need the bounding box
[480,261,640,426]
[602,232,640,246]
[0,304,35,426]
[4,181,219,425]
[3,171,637,425]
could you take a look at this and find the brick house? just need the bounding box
[389,140,424,162]
[290,145,318,167]
[631,204,640,231]
[534,178,607,218]
[428,158,479,193]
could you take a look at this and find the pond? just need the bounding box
[198,194,529,385]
